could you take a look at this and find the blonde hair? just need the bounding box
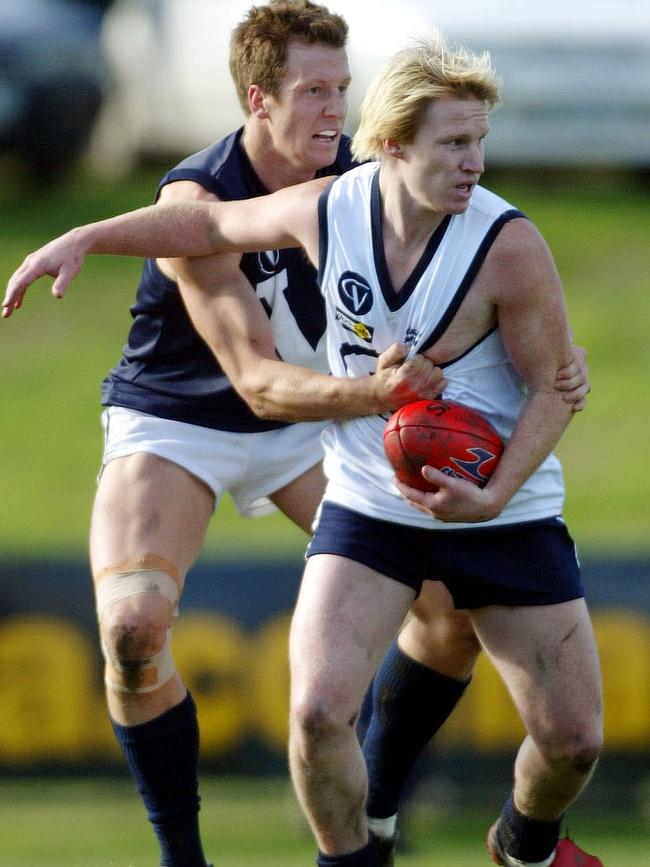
[352,32,501,162]
[229,0,348,114]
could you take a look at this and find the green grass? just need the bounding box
[0,776,646,866]
[1,165,649,557]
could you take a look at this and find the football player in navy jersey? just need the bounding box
[3,4,444,865]
[4,11,595,867]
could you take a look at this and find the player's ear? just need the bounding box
[248,84,270,119]
[383,139,404,159]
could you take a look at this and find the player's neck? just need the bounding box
[379,168,447,250]
[241,123,318,193]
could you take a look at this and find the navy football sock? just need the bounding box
[498,793,562,862]
[317,838,377,865]
[363,641,470,818]
[111,692,208,867]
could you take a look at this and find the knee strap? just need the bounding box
[102,628,176,694]
[94,554,182,619]
[94,554,183,694]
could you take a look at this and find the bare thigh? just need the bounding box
[275,474,482,681]
[469,598,603,743]
[269,461,326,534]
[290,554,416,718]
[90,452,215,576]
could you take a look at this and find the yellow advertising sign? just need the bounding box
[0,609,648,764]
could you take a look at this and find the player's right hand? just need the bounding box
[395,467,502,523]
[3,229,87,318]
[375,343,447,410]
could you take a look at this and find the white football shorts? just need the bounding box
[100,406,327,517]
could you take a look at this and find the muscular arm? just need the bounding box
[158,180,445,422]
[399,219,575,522]
[3,179,326,316]
[480,219,575,511]
[174,249,445,422]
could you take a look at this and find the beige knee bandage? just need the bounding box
[94,554,183,694]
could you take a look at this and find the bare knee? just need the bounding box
[536,720,603,775]
[432,609,482,656]
[401,594,481,679]
[291,692,356,761]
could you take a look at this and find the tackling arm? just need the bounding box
[175,251,446,422]
[155,178,446,421]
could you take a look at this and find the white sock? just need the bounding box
[367,814,397,839]
[506,852,555,867]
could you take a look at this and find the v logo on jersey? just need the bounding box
[338,271,373,315]
[258,249,281,275]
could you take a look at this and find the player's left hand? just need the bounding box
[3,229,86,318]
[556,345,590,412]
[395,467,502,523]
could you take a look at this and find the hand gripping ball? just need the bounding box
[383,399,504,492]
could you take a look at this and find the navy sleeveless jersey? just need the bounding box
[101,128,356,431]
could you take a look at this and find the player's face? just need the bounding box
[400,96,489,216]
[264,42,350,174]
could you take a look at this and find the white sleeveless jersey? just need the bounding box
[317,162,565,529]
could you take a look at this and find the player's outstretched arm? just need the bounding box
[3,228,86,316]
[3,179,328,319]
[2,202,219,318]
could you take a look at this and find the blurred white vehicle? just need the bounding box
[90,0,650,172]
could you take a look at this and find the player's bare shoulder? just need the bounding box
[157,179,219,205]
[263,176,333,265]
[283,175,334,213]
[478,216,562,306]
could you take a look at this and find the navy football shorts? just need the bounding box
[306,501,584,609]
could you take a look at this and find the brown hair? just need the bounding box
[229,0,348,114]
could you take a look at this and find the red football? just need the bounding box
[383,399,504,492]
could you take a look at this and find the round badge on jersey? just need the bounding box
[337,270,373,316]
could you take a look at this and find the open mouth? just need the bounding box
[313,129,339,142]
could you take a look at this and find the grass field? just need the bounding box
[1,164,649,559]
[0,776,647,866]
